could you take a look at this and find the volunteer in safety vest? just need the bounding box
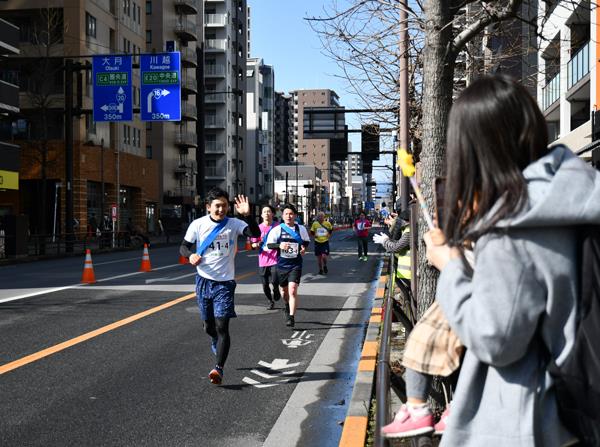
[372,209,412,285]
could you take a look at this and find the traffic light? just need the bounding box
[361,124,380,161]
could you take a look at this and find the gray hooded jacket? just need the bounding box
[437,146,600,447]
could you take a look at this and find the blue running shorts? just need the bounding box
[195,275,237,320]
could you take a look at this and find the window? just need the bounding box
[145,1,152,14]
[86,13,97,38]
[145,30,152,44]
[146,145,152,159]
[137,5,141,23]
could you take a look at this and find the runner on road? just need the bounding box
[266,204,311,328]
[250,205,281,309]
[353,211,372,261]
[309,211,333,275]
[180,188,260,385]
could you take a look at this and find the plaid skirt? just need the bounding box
[401,300,464,377]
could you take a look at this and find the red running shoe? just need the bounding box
[208,366,223,385]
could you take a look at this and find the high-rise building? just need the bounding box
[537,0,595,155]
[0,1,159,236]
[203,0,247,198]
[146,0,202,221]
[273,91,292,165]
[246,57,274,203]
[290,89,340,182]
[0,17,20,216]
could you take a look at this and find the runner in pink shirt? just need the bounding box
[250,205,281,309]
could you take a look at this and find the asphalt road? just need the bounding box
[0,227,381,447]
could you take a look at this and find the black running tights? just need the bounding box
[204,317,230,367]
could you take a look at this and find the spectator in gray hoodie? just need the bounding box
[424,75,600,446]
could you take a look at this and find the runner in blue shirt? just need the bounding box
[266,204,310,328]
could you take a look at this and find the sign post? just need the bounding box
[140,52,181,121]
[92,55,133,122]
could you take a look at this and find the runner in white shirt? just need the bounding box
[180,188,260,385]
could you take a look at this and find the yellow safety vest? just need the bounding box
[395,226,411,280]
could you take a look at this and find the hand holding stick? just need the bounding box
[397,148,435,230]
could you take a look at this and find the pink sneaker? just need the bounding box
[381,404,434,438]
[434,406,450,435]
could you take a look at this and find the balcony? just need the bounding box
[205,116,226,128]
[181,102,197,121]
[205,141,226,154]
[181,47,197,68]
[205,166,226,178]
[542,73,560,111]
[173,18,198,42]
[174,165,189,175]
[205,92,226,103]
[175,131,198,148]
[205,64,226,77]
[0,18,19,55]
[181,78,198,95]
[567,41,590,90]
[205,39,226,52]
[0,80,19,114]
[174,0,199,15]
[205,14,227,27]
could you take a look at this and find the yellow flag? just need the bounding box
[397,148,415,177]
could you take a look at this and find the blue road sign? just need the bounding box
[92,55,133,122]
[140,52,181,121]
[365,201,375,210]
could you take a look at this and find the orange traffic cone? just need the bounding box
[81,249,96,284]
[178,254,188,264]
[244,238,252,251]
[139,244,152,272]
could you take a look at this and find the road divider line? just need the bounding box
[0,293,196,375]
[0,270,255,375]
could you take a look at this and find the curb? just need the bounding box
[339,258,389,447]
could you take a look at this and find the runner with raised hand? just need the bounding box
[266,204,311,328]
[180,188,260,385]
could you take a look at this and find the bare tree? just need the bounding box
[19,7,65,250]
[307,0,568,314]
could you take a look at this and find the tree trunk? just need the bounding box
[417,0,455,317]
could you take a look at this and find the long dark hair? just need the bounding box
[443,75,549,245]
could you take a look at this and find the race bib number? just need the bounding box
[206,233,231,258]
[316,227,328,237]
[280,242,299,259]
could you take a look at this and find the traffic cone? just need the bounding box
[81,249,96,284]
[244,238,252,250]
[139,244,152,272]
[178,254,188,264]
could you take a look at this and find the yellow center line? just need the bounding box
[0,270,256,375]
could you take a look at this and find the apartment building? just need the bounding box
[0,17,19,217]
[291,89,343,182]
[146,0,202,223]
[273,91,292,166]
[245,57,274,203]
[203,0,247,198]
[0,1,159,236]
[538,0,597,156]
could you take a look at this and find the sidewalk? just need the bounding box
[0,232,184,267]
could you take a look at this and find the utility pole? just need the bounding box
[399,0,410,211]
[64,59,74,252]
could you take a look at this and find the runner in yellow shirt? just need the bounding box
[309,211,333,275]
